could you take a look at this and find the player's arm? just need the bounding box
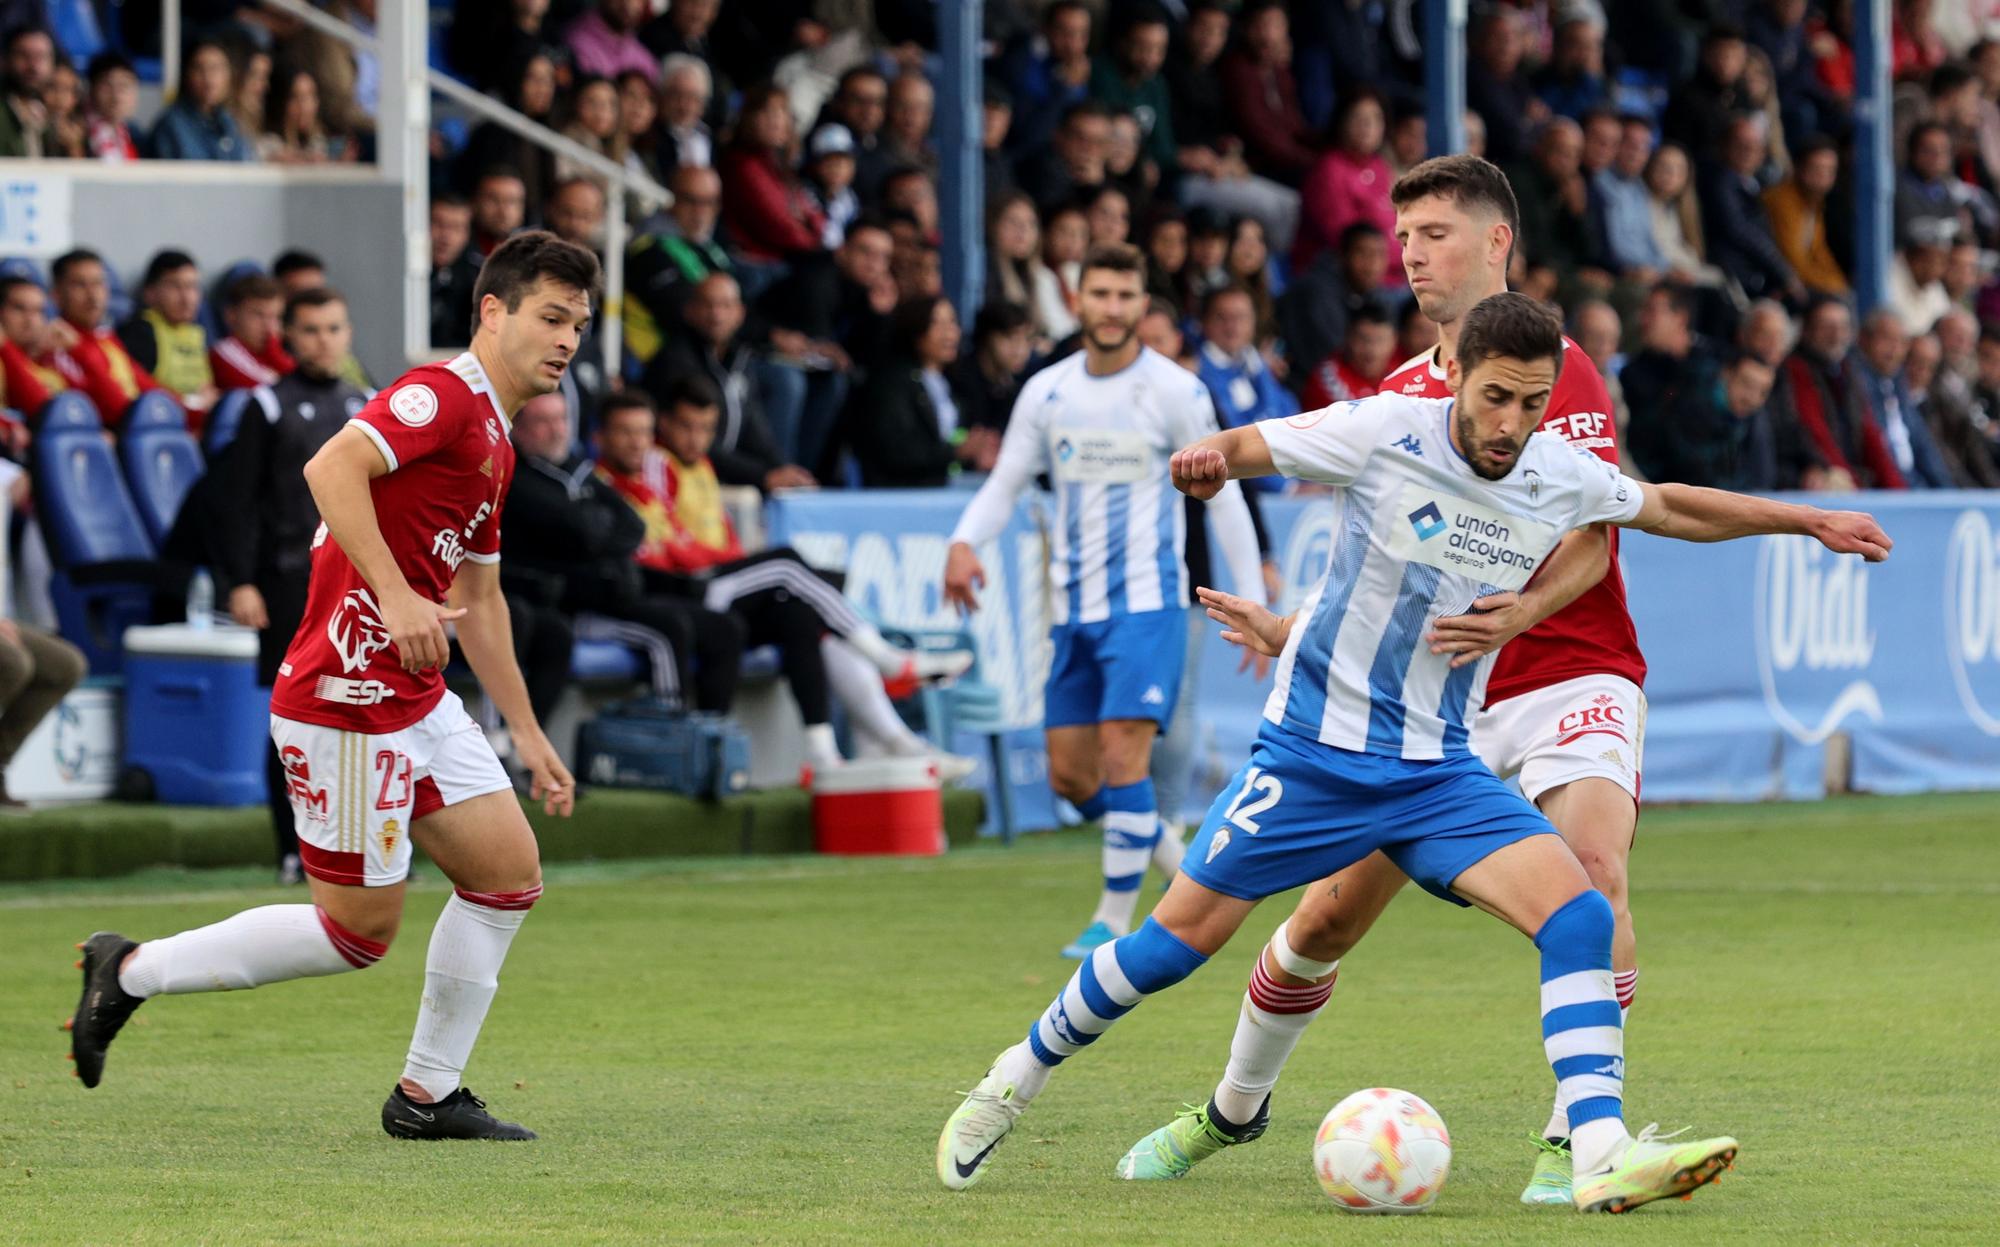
[1624,481,1891,560]
[1170,424,1276,499]
[1426,524,1612,669]
[300,423,463,671]
[944,392,1048,613]
[448,559,574,816]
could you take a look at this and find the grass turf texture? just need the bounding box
[1,793,1994,1245]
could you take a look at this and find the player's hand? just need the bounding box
[47,319,80,351]
[1429,591,1532,668]
[515,729,575,817]
[1236,645,1272,681]
[1811,510,1893,563]
[943,541,986,614]
[1198,586,1291,658]
[383,590,465,672]
[1171,446,1229,500]
[227,584,269,630]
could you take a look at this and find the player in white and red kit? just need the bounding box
[67,233,599,1142]
[1116,158,1653,1204]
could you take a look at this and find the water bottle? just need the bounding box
[187,568,214,631]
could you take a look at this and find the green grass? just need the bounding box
[2,793,1996,1245]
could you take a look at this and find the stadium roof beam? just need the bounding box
[941,0,984,329]
[1852,0,1892,316]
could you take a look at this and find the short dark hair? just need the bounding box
[1647,279,1696,321]
[1907,120,1950,161]
[600,390,659,425]
[1080,241,1145,282]
[1929,62,1976,99]
[1794,132,1839,163]
[475,164,526,189]
[86,52,135,85]
[659,373,721,413]
[1347,303,1393,332]
[0,274,40,303]
[1978,318,2000,350]
[1391,154,1521,241]
[141,249,197,287]
[431,191,469,211]
[1060,100,1114,130]
[890,294,948,355]
[1454,292,1565,380]
[1145,294,1182,321]
[51,249,103,284]
[1045,0,1091,28]
[284,285,344,325]
[973,299,1032,343]
[1338,221,1385,252]
[837,64,886,92]
[1202,282,1255,315]
[470,230,601,336]
[2,23,53,54]
[223,272,283,309]
[272,249,324,280]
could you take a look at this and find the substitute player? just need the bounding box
[942,244,1267,959]
[66,231,597,1142]
[938,293,1891,1209]
[1119,154,1655,1203]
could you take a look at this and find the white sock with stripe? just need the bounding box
[1536,892,1628,1175]
[1543,967,1637,1141]
[1212,927,1337,1125]
[400,887,538,1102]
[117,905,380,997]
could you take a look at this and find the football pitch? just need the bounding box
[3,793,1995,1246]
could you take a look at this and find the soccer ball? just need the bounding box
[1312,1087,1452,1213]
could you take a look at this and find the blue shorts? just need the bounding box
[1045,608,1188,729]
[1182,723,1559,905]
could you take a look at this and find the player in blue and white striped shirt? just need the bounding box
[944,244,1266,958]
[938,292,1892,1211]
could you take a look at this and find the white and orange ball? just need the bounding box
[1312,1087,1452,1214]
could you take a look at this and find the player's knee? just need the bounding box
[454,879,544,912]
[1534,886,1615,954]
[1048,765,1098,806]
[317,905,397,964]
[1571,844,1628,912]
[1284,900,1365,964]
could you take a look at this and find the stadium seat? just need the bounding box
[570,637,644,682]
[34,392,164,674]
[45,1,108,68]
[120,391,204,544]
[203,387,255,458]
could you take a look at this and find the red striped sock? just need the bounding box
[1614,968,1638,1011]
[1248,958,1336,1016]
[454,884,544,911]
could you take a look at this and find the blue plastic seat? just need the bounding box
[203,387,255,458]
[570,637,645,681]
[34,392,161,673]
[119,391,203,544]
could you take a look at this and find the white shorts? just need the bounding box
[271,691,513,888]
[1472,674,1646,806]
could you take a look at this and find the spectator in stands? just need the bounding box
[641,0,728,130]
[0,24,55,158]
[545,177,607,254]
[756,220,896,468]
[1579,109,1622,185]
[1224,215,1281,348]
[266,255,372,396]
[567,0,659,86]
[204,286,367,875]
[1142,210,1187,305]
[1167,1,1301,255]
[1219,1,1317,187]
[41,59,80,158]
[655,53,714,172]
[1089,7,1174,175]
[1008,0,1093,160]
[461,52,559,209]
[1396,294,1438,362]
[802,125,859,249]
[0,275,59,426]
[1300,302,1395,409]
[1645,141,1728,289]
[1295,89,1396,276]
[1020,100,1112,214]
[469,166,528,261]
[875,72,937,193]
[615,69,664,191]
[1570,297,1634,464]
[430,193,479,349]
[1385,105,1427,180]
[720,84,827,267]
[1465,6,1548,166]
[1084,183,1131,250]
[1622,282,1718,441]
[230,48,271,150]
[1537,11,1613,121]
[1701,115,1807,304]
[1595,115,1666,282]
[948,301,1032,449]
[448,0,552,94]
[1665,24,1750,159]
[1764,134,1851,296]
[1936,307,1981,386]
[889,226,943,302]
[1102,111,1154,213]
[210,274,295,392]
[1906,329,2000,486]
[1771,296,1891,490]
[1889,228,1955,334]
[848,295,981,488]
[624,164,729,368]
[987,191,1069,345]
[1281,221,1389,384]
[1138,294,1195,367]
[1854,306,1954,487]
[1181,205,1232,313]
[48,249,162,426]
[151,39,254,162]
[118,251,215,420]
[0,609,86,808]
[1514,118,1609,296]
[822,66,891,192]
[1898,120,1994,247]
[982,80,1017,198]
[642,272,813,493]
[1975,40,2000,192]
[1750,0,1850,144]
[1044,200,1091,317]
[259,67,353,164]
[1971,319,2000,437]
[1196,284,1294,475]
[83,53,140,162]
[883,166,941,245]
[1737,299,1797,368]
[555,75,627,188]
[1945,241,1988,312]
[1632,349,1789,491]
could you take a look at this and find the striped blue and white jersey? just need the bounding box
[952,347,1243,625]
[1260,393,1645,760]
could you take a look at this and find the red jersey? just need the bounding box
[1301,354,1382,410]
[51,322,160,425]
[1379,337,1646,703]
[271,351,517,733]
[211,333,296,391]
[0,339,57,418]
[598,448,744,574]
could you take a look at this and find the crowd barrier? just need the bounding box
[770,489,2000,828]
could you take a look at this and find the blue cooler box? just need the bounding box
[122,624,269,806]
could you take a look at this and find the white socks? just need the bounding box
[843,625,911,678]
[1544,972,1636,1141]
[1212,935,1337,1125]
[803,722,844,768]
[994,1038,1055,1104]
[821,637,929,755]
[117,904,376,997]
[1151,821,1186,878]
[400,891,533,1103]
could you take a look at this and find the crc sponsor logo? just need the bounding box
[326,589,394,674]
[1388,483,1553,592]
[1944,509,2000,735]
[1556,693,1628,746]
[1753,535,1881,744]
[281,745,329,823]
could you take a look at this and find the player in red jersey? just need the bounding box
[1115,158,1657,1204]
[66,232,597,1142]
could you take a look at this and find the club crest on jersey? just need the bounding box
[327,588,394,673]
[1523,468,1542,503]
[389,384,438,427]
[379,818,401,857]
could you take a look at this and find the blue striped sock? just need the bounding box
[1075,788,1109,823]
[1535,890,1624,1137]
[1099,779,1160,894]
[1026,917,1206,1066]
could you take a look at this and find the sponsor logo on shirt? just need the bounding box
[326,588,394,674]
[1556,693,1629,746]
[1395,433,1424,458]
[389,383,438,427]
[314,676,398,706]
[1387,483,1555,592]
[280,745,329,823]
[1407,502,1447,542]
[1050,427,1151,483]
[432,527,468,570]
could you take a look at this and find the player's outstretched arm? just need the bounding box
[449,560,574,817]
[1626,482,1893,561]
[302,425,464,671]
[944,405,1048,614]
[1197,587,1296,657]
[1171,425,1276,500]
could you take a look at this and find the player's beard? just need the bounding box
[1084,316,1136,354]
[1454,404,1526,481]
